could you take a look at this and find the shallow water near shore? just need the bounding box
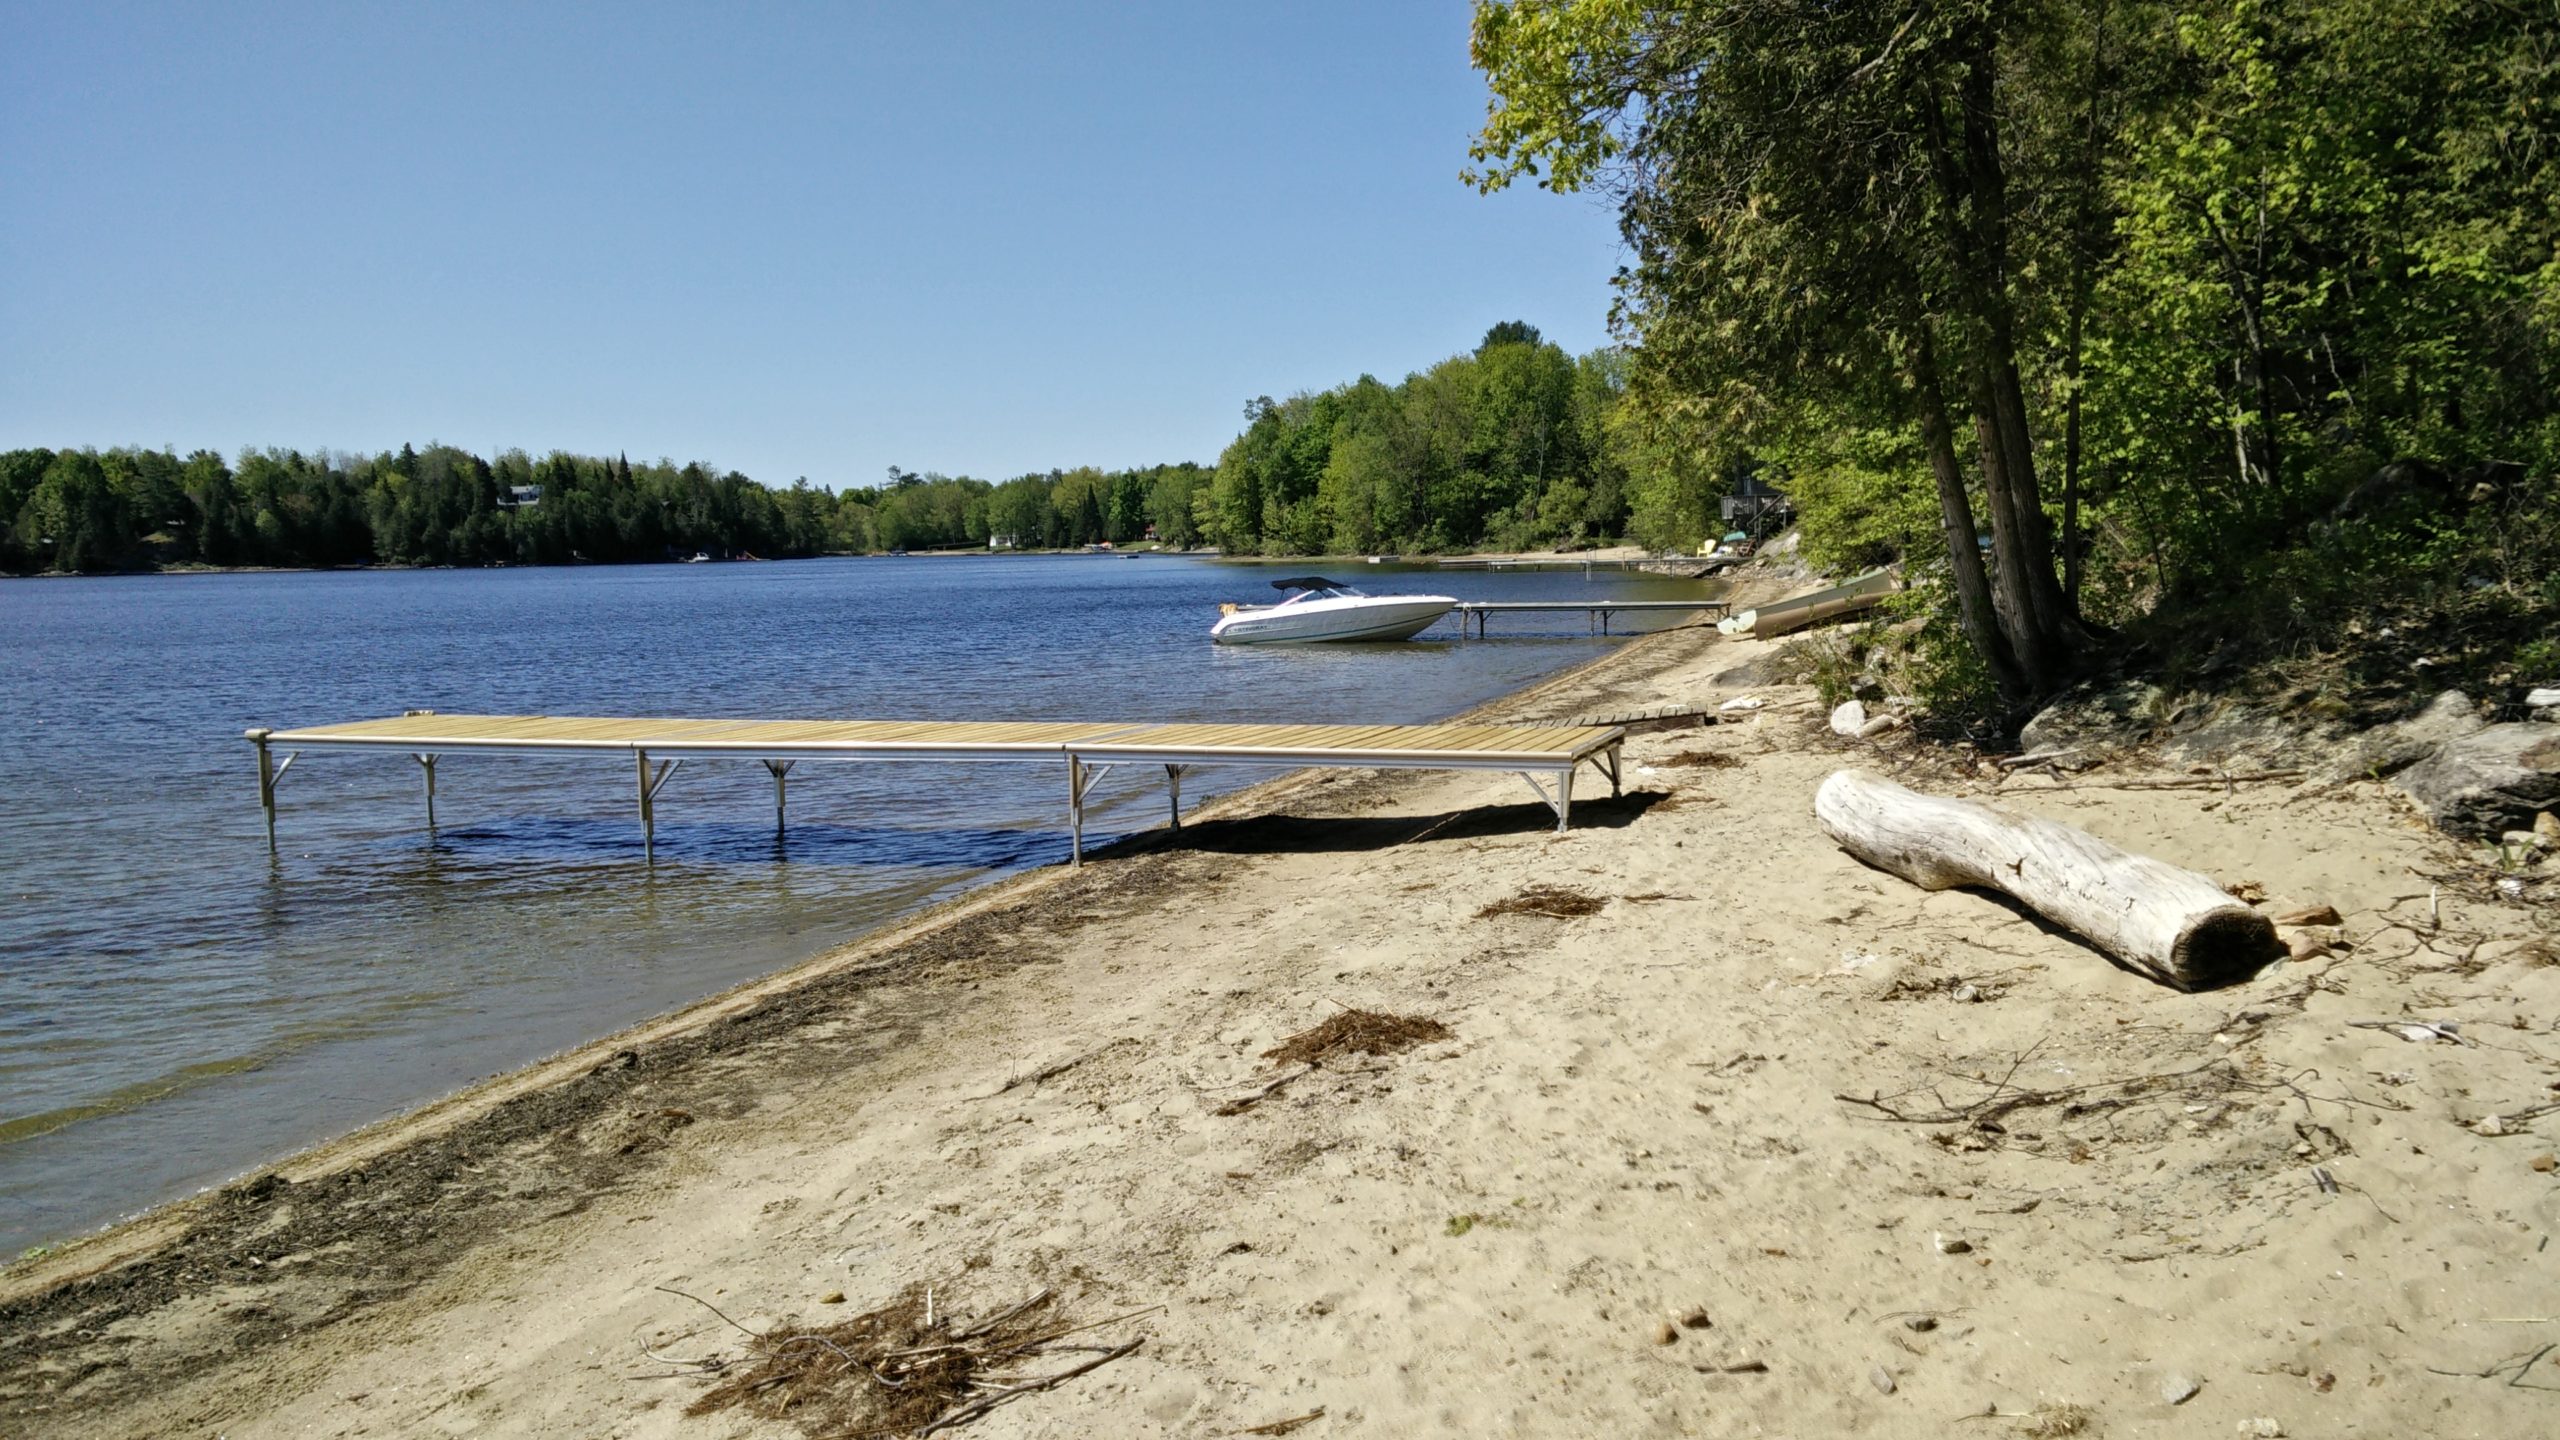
[0,554,1712,1254]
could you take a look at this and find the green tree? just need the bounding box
[1470,0,2121,697]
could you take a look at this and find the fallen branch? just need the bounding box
[1835,1051,2392,1132]
[1997,748,2081,769]
[656,1284,763,1338]
[1217,1064,1317,1116]
[917,1339,1144,1436]
[974,1047,1110,1100]
[1837,1055,2237,1127]
[2424,1340,2557,1388]
[1232,1406,1328,1436]
[2030,769,2302,793]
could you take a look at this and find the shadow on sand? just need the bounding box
[1157,789,1669,857]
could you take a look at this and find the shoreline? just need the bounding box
[0,544,1668,581]
[0,615,1695,1299]
[1,551,1721,1266]
[10,598,2549,1439]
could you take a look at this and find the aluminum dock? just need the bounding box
[1451,598,1732,637]
[245,713,1627,864]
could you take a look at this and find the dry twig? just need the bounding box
[1216,1064,1317,1116]
[1231,1406,1328,1436]
[2033,769,2301,793]
[974,1046,1110,1100]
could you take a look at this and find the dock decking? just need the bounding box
[246,713,1626,863]
[1451,598,1732,637]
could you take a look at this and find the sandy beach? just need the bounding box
[5,615,2556,1439]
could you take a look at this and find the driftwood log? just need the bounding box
[1814,769,2279,990]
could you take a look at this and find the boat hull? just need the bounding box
[1211,596,1456,645]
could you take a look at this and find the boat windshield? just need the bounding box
[1269,576,1361,605]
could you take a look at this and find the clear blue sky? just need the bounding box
[0,1,1622,490]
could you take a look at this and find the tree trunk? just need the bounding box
[1970,379,2070,690]
[2061,0,2114,607]
[1916,46,2083,695]
[1908,329,2026,701]
[1813,769,2279,991]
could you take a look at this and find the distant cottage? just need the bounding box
[500,485,543,508]
[1719,471,1786,528]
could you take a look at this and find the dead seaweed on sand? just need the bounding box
[1262,1009,1451,1067]
[1648,790,1720,812]
[1215,1010,1454,1116]
[1660,748,1742,769]
[679,1283,1146,1438]
[1476,884,1608,920]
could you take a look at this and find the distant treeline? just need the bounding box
[4,322,1733,575]
[1197,321,1727,556]
[0,445,1212,573]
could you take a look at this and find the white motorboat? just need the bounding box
[1210,576,1457,645]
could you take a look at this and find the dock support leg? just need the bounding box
[762,759,794,834]
[1165,764,1186,831]
[1067,756,1085,866]
[1505,768,1566,825]
[635,752,682,862]
[415,753,438,828]
[1063,758,1116,865]
[256,733,275,849]
[247,729,299,852]
[637,750,654,862]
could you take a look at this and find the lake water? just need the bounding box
[0,555,1713,1253]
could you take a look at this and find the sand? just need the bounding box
[5,618,2557,1439]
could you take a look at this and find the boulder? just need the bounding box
[2334,690,2487,779]
[2392,724,2560,838]
[2019,679,2165,757]
[2153,701,2301,770]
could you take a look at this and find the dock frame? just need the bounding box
[245,716,1626,866]
[1452,598,1732,638]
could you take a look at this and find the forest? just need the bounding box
[0,444,1214,573]
[0,318,1716,574]
[1472,0,2557,714]
[1191,321,1736,557]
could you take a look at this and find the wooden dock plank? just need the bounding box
[261,714,1618,761]
[249,712,1629,860]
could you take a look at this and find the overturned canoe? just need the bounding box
[1717,566,1903,638]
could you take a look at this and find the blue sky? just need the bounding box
[0,1,1623,490]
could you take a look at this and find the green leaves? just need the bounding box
[1467,0,2558,693]
[1464,0,1649,194]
